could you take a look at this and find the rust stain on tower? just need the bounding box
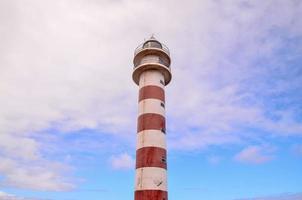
[132,36,172,200]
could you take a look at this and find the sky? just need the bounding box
[0,0,302,199]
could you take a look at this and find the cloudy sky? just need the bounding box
[0,0,302,199]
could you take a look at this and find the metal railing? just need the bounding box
[134,57,170,68]
[134,42,170,56]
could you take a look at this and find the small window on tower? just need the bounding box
[160,102,165,108]
[160,80,165,85]
[161,128,166,134]
[161,156,166,163]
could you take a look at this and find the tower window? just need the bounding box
[160,102,165,108]
[143,41,162,49]
[160,80,165,85]
[161,156,166,163]
[161,128,166,134]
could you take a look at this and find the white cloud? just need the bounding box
[234,145,275,164]
[0,157,74,191]
[165,0,302,150]
[0,0,301,191]
[237,192,302,200]
[0,191,45,200]
[110,153,134,170]
[0,191,13,197]
[0,134,39,161]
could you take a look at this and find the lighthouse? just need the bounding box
[133,36,172,200]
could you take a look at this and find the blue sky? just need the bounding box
[0,0,302,199]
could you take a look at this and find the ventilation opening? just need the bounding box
[161,156,166,163]
[160,102,165,108]
[161,128,166,134]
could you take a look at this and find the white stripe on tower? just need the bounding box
[136,130,166,149]
[138,99,165,117]
[139,70,165,89]
[135,167,167,191]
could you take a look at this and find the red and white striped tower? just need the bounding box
[132,36,172,200]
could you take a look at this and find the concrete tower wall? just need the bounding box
[135,70,168,200]
[133,37,171,200]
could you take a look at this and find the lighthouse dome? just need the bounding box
[143,37,163,49]
[132,36,172,86]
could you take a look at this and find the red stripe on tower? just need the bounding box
[139,85,165,102]
[135,190,168,200]
[137,113,165,132]
[132,36,171,200]
[136,147,167,169]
